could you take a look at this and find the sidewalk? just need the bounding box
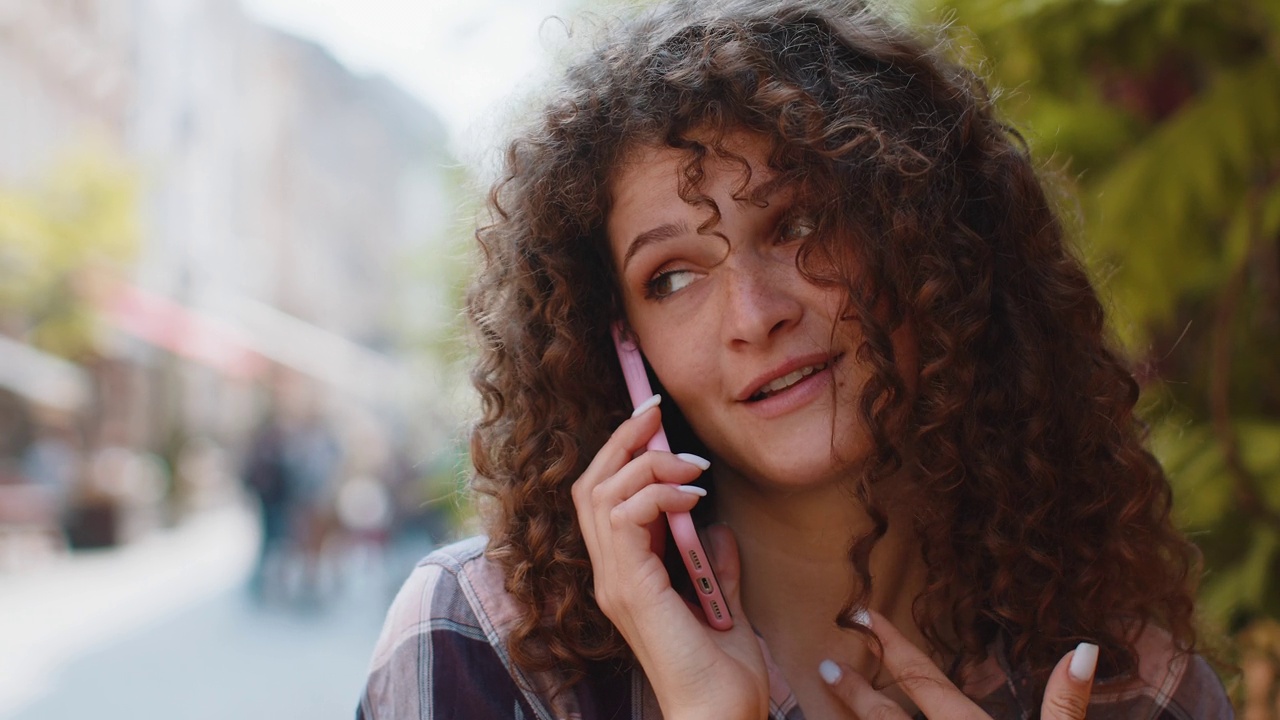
[0,504,257,717]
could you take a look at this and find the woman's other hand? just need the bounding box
[571,399,769,720]
[819,610,1097,720]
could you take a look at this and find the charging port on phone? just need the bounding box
[698,577,713,595]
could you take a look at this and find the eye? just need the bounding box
[779,214,817,242]
[645,269,698,299]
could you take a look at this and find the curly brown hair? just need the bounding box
[466,0,1200,698]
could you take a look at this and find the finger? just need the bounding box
[818,660,912,720]
[862,610,985,718]
[577,450,707,559]
[609,482,705,529]
[572,401,664,506]
[1040,643,1097,720]
[591,451,710,507]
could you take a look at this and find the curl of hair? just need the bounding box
[466,0,1199,698]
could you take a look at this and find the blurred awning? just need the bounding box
[98,283,267,379]
[216,294,414,406]
[0,335,92,412]
[96,281,415,407]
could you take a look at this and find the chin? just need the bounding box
[725,447,863,494]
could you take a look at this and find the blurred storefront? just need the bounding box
[0,0,464,567]
[0,336,90,569]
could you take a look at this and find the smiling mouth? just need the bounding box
[748,360,832,401]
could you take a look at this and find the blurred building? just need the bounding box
[0,0,455,547]
[0,1,134,186]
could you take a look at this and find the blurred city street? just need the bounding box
[0,503,433,720]
[1,3,475,717]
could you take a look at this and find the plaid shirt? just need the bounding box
[357,537,1233,720]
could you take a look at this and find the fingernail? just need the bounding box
[674,484,707,497]
[1069,642,1098,682]
[819,659,842,685]
[676,453,711,470]
[631,394,661,418]
[853,609,872,628]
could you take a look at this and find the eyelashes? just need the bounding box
[644,268,698,300]
[779,213,817,242]
[640,211,820,300]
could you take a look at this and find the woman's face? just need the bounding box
[607,133,873,492]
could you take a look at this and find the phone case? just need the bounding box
[611,323,733,630]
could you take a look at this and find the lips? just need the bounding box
[750,362,829,400]
[740,353,843,403]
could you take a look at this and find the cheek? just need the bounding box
[636,341,721,442]
[632,322,701,385]
[649,348,713,409]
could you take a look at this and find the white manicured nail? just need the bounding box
[676,453,711,470]
[819,659,842,685]
[1069,642,1098,682]
[631,394,661,417]
[674,485,707,497]
[853,609,872,628]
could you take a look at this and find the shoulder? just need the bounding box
[1087,625,1234,720]
[358,536,556,720]
[964,626,1233,720]
[364,536,496,670]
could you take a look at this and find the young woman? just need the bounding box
[359,1,1233,717]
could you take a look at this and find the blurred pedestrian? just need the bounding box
[282,411,343,603]
[242,410,292,601]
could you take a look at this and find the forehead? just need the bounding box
[607,133,779,234]
[610,131,775,195]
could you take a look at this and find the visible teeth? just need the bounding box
[758,362,827,397]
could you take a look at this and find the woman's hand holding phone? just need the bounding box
[571,403,770,720]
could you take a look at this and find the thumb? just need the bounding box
[1041,642,1097,720]
[704,524,745,618]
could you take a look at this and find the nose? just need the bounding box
[720,251,804,348]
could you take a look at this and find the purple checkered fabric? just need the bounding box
[357,537,1232,720]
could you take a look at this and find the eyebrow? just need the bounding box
[618,177,796,272]
[621,220,691,272]
[745,174,792,205]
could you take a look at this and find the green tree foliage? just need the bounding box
[0,147,140,359]
[913,0,1280,634]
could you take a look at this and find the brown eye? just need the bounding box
[780,215,817,241]
[645,269,698,299]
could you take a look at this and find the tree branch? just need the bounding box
[1209,171,1280,529]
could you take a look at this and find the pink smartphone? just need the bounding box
[611,323,733,631]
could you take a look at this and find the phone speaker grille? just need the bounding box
[710,600,723,620]
[688,550,703,571]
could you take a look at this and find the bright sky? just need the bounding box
[240,0,574,160]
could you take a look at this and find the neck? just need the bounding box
[711,466,939,714]
[713,466,927,628]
